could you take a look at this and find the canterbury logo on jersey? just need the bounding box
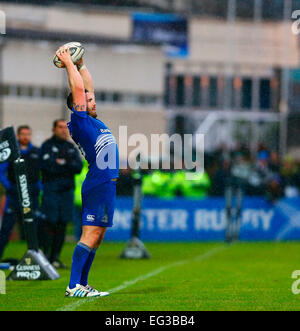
[94,134,116,157]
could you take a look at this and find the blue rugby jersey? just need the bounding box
[68,108,119,192]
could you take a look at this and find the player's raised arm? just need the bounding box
[56,46,86,112]
[76,58,95,95]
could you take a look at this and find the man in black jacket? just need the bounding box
[40,119,82,268]
[0,125,40,260]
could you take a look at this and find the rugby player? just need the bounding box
[56,46,119,298]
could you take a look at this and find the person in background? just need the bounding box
[0,125,40,260]
[268,151,281,174]
[246,151,268,196]
[264,151,283,203]
[117,163,134,197]
[280,155,300,198]
[210,157,231,196]
[40,119,82,269]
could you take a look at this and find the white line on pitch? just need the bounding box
[57,244,226,312]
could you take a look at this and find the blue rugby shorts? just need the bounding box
[81,179,117,227]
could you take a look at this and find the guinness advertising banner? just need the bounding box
[0,127,59,280]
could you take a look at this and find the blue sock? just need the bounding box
[81,248,97,286]
[69,242,91,289]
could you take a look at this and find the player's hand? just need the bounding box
[76,57,86,71]
[56,46,73,67]
[76,58,84,66]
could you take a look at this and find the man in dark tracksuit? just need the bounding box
[40,119,82,269]
[0,125,40,260]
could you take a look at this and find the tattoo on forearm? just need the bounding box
[72,103,86,111]
[73,103,79,111]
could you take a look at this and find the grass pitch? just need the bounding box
[1,240,300,311]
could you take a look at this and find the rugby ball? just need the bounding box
[53,42,85,68]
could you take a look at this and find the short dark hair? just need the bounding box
[17,125,31,135]
[53,119,66,129]
[67,90,88,111]
[67,92,73,111]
